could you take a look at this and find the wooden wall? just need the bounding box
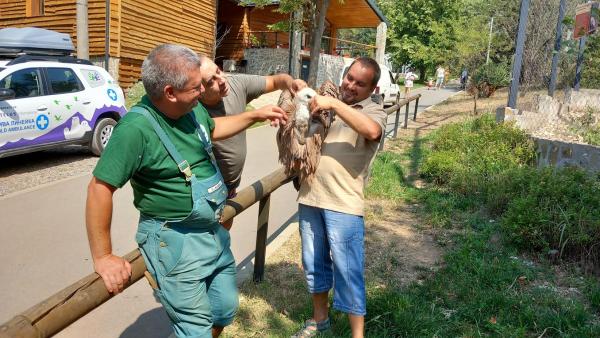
[216,2,289,63]
[118,0,217,89]
[247,5,288,48]
[0,0,218,90]
[0,0,77,38]
[215,0,247,63]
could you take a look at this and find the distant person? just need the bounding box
[460,69,469,90]
[403,68,417,98]
[435,65,445,90]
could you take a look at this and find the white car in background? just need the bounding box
[0,27,126,158]
[338,62,400,106]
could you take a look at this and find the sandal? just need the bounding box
[291,318,331,338]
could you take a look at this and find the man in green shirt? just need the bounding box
[85,44,287,338]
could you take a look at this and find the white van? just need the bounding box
[0,27,126,158]
[338,61,400,106]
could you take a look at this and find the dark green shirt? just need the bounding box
[93,95,216,219]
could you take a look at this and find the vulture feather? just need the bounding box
[276,80,338,183]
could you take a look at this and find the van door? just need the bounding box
[42,67,91,143]
[0,67,47,152]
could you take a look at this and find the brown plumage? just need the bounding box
[276,80,338,183]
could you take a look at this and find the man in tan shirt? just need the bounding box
[293,58,386,338]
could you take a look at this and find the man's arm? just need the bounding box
[86,177,131,294]
[310,95,382,141]
[265,74,306,94]
[211,105,288,141]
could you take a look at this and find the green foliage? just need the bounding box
[420,114,535,189]
[469,62,510,97]
[582,35,600,89]
[570,106,600,146]
[501,167,600,255]
[125,81,146,110]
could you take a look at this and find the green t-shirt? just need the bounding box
[93,95,216,219]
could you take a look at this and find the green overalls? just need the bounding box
[131,107,238,338]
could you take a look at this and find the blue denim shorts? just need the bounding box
[299,204,366,316]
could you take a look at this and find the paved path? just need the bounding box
[0,85,459,337]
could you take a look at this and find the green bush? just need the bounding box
[469,62,510,98]
[420,114,535,194]
[419,114,600,263]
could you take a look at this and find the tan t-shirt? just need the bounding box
[297,95,387,216]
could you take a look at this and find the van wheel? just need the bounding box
[90,117,117,156]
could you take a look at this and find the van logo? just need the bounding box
[107,89,117,101]
[36,115,49,130]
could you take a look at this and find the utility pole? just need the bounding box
[508,0,530,109]
[548,0,567,97]
[486,17,494,64]
[76,0,89,59]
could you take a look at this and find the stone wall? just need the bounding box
[316,54,346,86]
[497,89,600,174]
[534,138,600,174]
[244,48,289,76]
[243,48,350,87]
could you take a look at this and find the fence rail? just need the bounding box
[0,93,423,338]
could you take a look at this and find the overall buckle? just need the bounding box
[178,160,193,182]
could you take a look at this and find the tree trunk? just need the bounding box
[473,91,478,115]
[418,65,426,84]
[307,0,331,88]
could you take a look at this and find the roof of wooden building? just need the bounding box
[233,0,389,28]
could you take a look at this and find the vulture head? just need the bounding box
[292,87,317,145]
[276,80,338,184]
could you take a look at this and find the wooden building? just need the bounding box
[216,0,388,65]
[0,0,217,89]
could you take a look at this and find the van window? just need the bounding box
[47,68,83,94]
[0,68,43,99]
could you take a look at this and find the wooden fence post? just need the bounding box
[253,195,271,282]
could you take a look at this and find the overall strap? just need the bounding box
[187,112,220,171]
[130,106,193,181]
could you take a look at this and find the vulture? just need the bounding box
[276,80,338,184]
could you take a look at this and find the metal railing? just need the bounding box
[379,94,422,150]
[0,93,423,338]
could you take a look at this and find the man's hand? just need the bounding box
[253,105,288,127]
[94,254,132,294]
[309,95,339,115]
[291,79,308,94]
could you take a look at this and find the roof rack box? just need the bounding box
[0,27,75,57]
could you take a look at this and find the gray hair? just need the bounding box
[141,44,202,99]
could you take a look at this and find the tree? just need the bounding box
[376,0,463,79]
